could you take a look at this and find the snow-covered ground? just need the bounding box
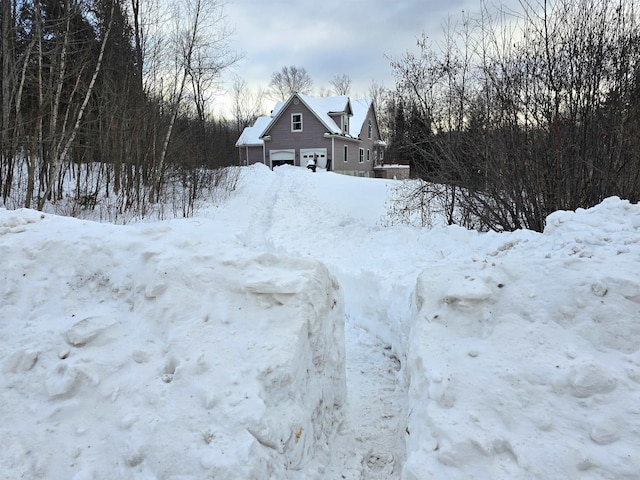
[2,164,640,479]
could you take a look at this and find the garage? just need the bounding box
[269,149,295,168]
[300,148,328,169]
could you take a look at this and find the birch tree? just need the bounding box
[1,0,15,201]
[39,0,115,210]
[151,0,238,203]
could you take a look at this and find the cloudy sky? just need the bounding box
[221,0,481,111]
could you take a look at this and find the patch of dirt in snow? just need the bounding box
[324,319,407,479]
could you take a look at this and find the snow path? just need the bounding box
[323,320,405,479]
[228,166,409,477]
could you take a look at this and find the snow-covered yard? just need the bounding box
[2,164,640,479]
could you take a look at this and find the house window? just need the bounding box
[343,145,348,162]
[367,120,372,139]
[359,148,364,163]
[291,113,302,132]
[343,116,349,135]
[367,149,370,162]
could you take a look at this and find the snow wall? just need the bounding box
[0,209,346,479]
[403,198,640,479]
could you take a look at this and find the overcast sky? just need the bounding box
[221,0,485,112]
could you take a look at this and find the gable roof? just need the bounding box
[235,94,376,148]
[263,93,373,139]
[235,116,272,147]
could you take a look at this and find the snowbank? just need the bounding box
[0,208,345,479]
[404,198,640,479]
[4,163,640,479]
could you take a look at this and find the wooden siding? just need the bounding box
[265,100,333,167]
[333,105,381,174]
[247,146,263,165]
[238,145,264,166]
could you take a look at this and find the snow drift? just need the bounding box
[0,208,345,479]
[2,164,640,479]
[404,197,640,479]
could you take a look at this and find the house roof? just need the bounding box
[350,98,374,138]
[266,94,373,138]
[235,116,272,147]
[236,94,375,147]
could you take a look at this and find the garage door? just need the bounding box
[269,149,295,168]
[300,149,328,169]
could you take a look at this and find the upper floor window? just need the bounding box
[367,120,372,139]
[359,148,364,163]
[291,113,303,131]
[343,116,349,135]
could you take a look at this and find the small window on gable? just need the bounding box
[359,148,364,163]
[343,116,349,135]
[291,113,303,132]
[367,120,372,139]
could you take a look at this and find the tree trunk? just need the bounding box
[1,0,14,200]
[41,0,116,210]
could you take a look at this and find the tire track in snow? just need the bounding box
[324,320,406,479]
[242,167,408,477]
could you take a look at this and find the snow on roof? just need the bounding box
[265,94,372,139]
[234,116,272,147]
[349,98,373,138]
[236,94,374,147]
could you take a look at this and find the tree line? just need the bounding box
[387,0,640,232]
[0,0,240,219]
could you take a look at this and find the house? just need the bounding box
[235,93,385,177]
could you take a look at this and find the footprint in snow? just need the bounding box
[364,451,395,475]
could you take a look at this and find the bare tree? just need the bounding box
[40,0,116,210]
[230,75,265,132]
[1,0,14,201]
[329,74,351,96]
[25,0,45,209]
[151,0,238,202]
[316,85,331,97]
[0,0,242,219]
[188,4,240,122]
[269,65,313,100]
[389,0,640,232]
[368,79,391,140]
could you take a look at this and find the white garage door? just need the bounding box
[269,149,295,168]
[300,149,328,169]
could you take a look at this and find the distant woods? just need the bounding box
[387,0,640,232]
[0,0,240,218]
[6,0,637,231]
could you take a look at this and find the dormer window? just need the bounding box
[367,120,372,139]
[342,115,349,135]
[291,113,303,132]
